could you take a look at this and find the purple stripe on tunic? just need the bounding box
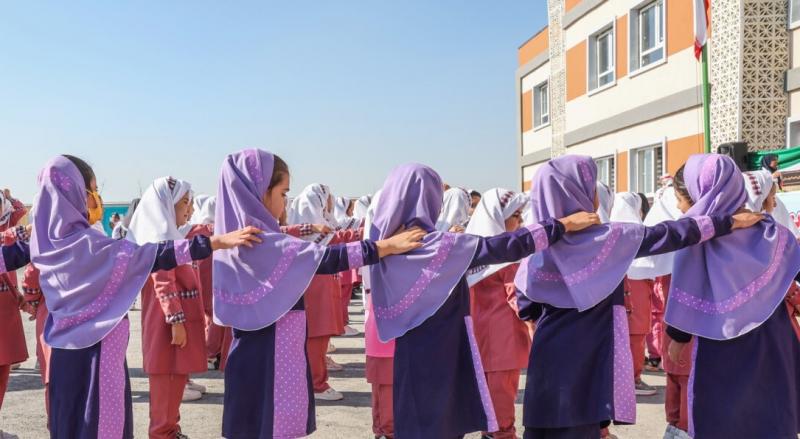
[345,242,364,270]
[464,316,499,433]
[174,239,192,266]
[612,305,636,423]
[687,341,698,438]
[694,216,715,243]
[273,311,309,438]
[98,318,129,439]
[527,223,550,251]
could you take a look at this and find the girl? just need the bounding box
[595,182,614,224]
[334,196,358,230]
[333,196,361,336]
[112,198,140,240]
[126,177,211,438]
[465,188,531,439]
[514,155,761,439]
[609,192,658,397]
[0,221,30,414]
[368,163,599,439]
[213,149,424,439]
[30,155,260,438]
[665,154,800,438]
[22,263,51,422]
[435,187,471,232]
[288,183,361,399]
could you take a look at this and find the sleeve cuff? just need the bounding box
[693,216,716,243]
[346,241,365,270]
[526,223,550,251]
[174,239,192,266]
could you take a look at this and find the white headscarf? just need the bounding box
[465,188,528,286]
[609,193,644,224]
[435,188,471,231]
[596,181,614,224]
[334,196,359,230]
[627,185,682,280]
[773,198,800,238]
[190,194,216,225]
[353,195,372,220]
[0,192,14,227]
[360,189,383,290]
[126,177,193,244]
[288,184,337,244]
[743,170,800,237]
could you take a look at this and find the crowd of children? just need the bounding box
[0,150,797,439]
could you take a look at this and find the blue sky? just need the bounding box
[1,1,547,202]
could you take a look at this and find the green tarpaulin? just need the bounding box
[749,146,800,170]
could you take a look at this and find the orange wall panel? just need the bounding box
[519,30,549,66]
[566,41,587,101]
[522,90,533,133]
[523,179,532,191]
[566,0,582,12]
[616,151,628,192]
[616,16,628,79]
[667,0,694,56]
[666,134,704,175]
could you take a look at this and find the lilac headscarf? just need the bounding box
[368,163,480,342]
[31,156,159,349]
[212,149,326,331]
[514,155,646,310]
[665,154,800,340]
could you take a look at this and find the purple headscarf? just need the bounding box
[368,163,480,342]
[212,149,327,331]
[31,156,159,349]
[514,155,646,310]
[665,154,800,340]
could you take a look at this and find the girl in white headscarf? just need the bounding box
[610,192,659,397]
[353,195,372,221]
[127,177,210,437]
[595,181,615,224]
[334,196,359,230]
[743,170,800,237]
[435,187,471,231]
[465,188,530,439]
[288,184,363,401]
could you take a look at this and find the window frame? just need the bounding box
[587,20,617,96]
[533,80,550,130]
[787,115,800,148]
[628,0,667,78]
[594,155,616,190]
[791,0,800,30]
[628,140,666,197]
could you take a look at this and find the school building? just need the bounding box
[517,0,800,194]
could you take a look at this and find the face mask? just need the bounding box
[87,191,104,225]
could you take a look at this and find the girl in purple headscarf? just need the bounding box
[367,163,600,439]
[211,149,424,439]
[514,155,762,439]
[665,154,800,439]
[30,155,261,439]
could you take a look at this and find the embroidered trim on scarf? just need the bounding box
[214,240,302,305]
[54,240,136,330]
[672,227,789,314]
[373,233,457,319]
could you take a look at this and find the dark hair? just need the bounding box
[62,155,96,191]
[637,193,651,218]
[673,165,691,202]
[269,155,290,191]
[121,198,140,229]
[470,190,481,198]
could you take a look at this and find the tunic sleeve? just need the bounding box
[1,241,29,274]
[281,224,312,238]
[328,228,363,245]
[516,292,544,322]
[8,197,28,227]
[151,269,186,324]
[470,218,565,269]
[151,235,213,273]
[316,240,379,275]
[1,225,29,246]
[636,215,733,258]
[22,264,42,311]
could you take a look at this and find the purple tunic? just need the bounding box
[393,219,563,439]
[48,237,211,439]
[221,241,377,439]
[518,216,732,436]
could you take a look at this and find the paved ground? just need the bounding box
[2,302,671,438]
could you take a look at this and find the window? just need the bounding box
[533,81,549,128]
[629,0,665,74]
[588,25,615,93]
[792,0,800,29]
[595,156,616,189]
[788,117,800,148]
[630,144,664,194]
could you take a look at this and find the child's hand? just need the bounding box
[171,323,188,348]
[668,340,686,363]
[312,224,332,235]
[448,225,465,233]
[557,211,600,232]
[211,226,263,250]
[376,227,426,258]
[731,212,764,230]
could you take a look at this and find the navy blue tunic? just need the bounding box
[519,217,732,438]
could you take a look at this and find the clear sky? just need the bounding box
[1,1,547,202]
